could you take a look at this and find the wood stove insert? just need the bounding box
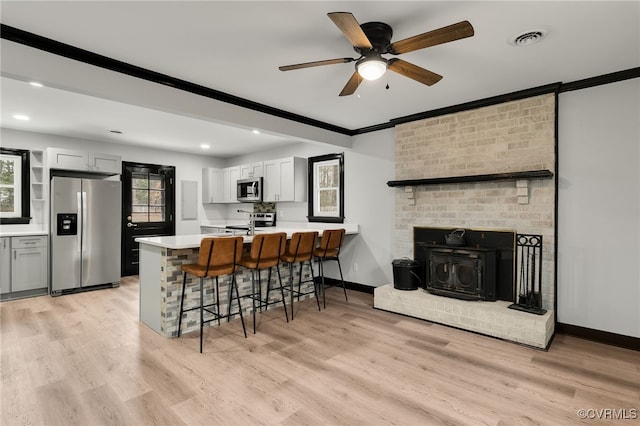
[428,247,497,301]
[414,227,516,302]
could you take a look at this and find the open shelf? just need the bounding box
[386,169,554,187]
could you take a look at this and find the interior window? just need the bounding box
[0,148,30,224]
[131,172,166,223]
[307,152,344,223]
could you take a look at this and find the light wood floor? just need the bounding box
[1,276,638,426]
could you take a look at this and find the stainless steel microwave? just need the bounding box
[237,177,262,202]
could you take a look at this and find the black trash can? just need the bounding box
[392,258,421,291]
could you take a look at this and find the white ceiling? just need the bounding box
[1,1,639,157]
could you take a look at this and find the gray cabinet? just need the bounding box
[0,238,10,294]
[9,236,48,293]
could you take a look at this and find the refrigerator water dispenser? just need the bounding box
[57,213,77,236]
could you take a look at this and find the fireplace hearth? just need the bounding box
[373,226,555,348]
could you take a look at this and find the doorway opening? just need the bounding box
[121,162,175,276]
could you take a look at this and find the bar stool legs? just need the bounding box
[317,256,347,308]
[248,266,288,334]
[314,229,348,309]
[238,232,289,334]
[178,271,247,352]
[177,236,246,353]
[177,271,188,337]
[287,259,320,320]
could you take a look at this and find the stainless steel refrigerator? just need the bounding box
[50,177,121,294]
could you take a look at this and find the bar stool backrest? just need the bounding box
[317,229,346,259]
[196,236,244,277]
[247,232,287,269]
[283,231,319,263]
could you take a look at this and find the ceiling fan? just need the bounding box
[279,12,474,96]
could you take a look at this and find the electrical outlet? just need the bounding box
[278,210,284,218]
[353,262,359,272]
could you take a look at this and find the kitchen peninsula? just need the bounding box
[136,224,358,337]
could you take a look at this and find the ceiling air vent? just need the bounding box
[509,28,549,46]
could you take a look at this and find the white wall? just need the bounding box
[1,127,226,235]
[2,126,396,287]
[557,78,640,337]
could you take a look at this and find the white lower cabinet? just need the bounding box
[3,236,48,295]
[0,238,10,295]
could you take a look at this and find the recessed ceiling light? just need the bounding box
[12,114,30,121]
[509,27,550,46]
[252,129,260,135]
[200,144,210,149]
[29,81,43,88]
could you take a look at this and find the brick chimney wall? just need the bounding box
[394,93,556,309]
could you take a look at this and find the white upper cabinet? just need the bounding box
[203,158,305,204]
[46,148,121,174]
[202,166,240,204]
[263,157,307,202]
[88,152,121,174]
[46,148,86,170]
[223,166,241,203]
[202,168,223,204]
[240,162,264,179]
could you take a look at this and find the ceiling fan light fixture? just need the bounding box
[356,57,387,81]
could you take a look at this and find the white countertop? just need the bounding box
[137,224,359,249]
[0,230,48,237]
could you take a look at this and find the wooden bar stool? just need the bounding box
[238,232,288,334]
[177,236,246,353]
[280,231,320,320]
[314,228,348,308]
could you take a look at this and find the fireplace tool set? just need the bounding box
[508,234,547,315]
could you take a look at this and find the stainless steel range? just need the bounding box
[225,212,276,234]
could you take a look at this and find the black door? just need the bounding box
[121,162,175,276]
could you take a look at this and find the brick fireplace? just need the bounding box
[375,92,557,348]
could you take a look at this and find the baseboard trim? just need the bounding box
[315,277,375,294]
[556,323,639,351]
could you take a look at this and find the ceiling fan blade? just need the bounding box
[339,71,363,96]
[279,57,355,71]
[388,21,474,54]
[328,12,372,49]
[388,59,443,86]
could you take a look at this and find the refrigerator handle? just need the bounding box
[77,191,83,253]
[81,191,88,252]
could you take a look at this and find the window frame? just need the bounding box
[307,152,345,223]
[0,148,30,225]
[130,171,167,223]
